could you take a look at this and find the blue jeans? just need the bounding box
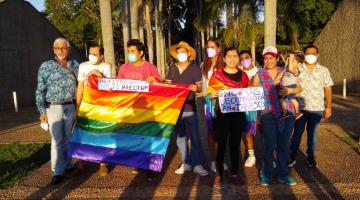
[290,110,323,158]
[46,104,75,175]
[175,111,204,167]
[260,112,295,179]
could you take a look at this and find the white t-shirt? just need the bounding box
[77,61,112,82]
[200,62,215,96]
[241,66,258,80]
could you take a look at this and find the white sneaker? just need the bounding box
[175,163,191,174]
[244,156,256,167]
[223,163,228,171]
[211,161,217,172]
[211,162,228,172]
[193,165,209,176]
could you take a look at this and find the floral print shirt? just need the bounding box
[35,59,79,114]
[298,63,334,111]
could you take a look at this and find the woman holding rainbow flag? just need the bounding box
[201,37,228,173]
[206,47,249,185]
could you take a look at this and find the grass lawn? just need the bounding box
[0,143,50,189]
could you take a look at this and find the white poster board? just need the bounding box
[98,78,150,92]
[218,87,265,113]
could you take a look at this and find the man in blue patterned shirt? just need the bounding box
[35,38,79,185]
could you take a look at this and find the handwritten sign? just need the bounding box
[218,87,265,113]
[98,78,150,92]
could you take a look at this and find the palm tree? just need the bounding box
[193,0,223,60]
[264,0,277,47]
[144,0,154,63]
[138,0,145,43]
[130,0,140,39]
[159,0,166,79]
[222,1,262,47]
[167,0,172,48]
[155,0,161,74]
[99,0,116,76]
[121,0,130,62]
[277,0,300,50]
[155,0,166,78]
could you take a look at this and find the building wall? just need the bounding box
[314,0,360,94]
[0,0,85,111]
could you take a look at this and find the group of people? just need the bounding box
[35,37,333,186]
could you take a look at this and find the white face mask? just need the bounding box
[177,53,188,62]
[305,54,317,64]
[206,48,217,58]
[89,54,98,64]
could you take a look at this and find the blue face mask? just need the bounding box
[128,53,137,63]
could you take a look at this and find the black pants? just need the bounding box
[214,112,245,177]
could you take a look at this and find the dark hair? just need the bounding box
[223,47,240,57]
[303,44,319,54]
[89,43,104,55]
[291,50,305,63]
[239,50,252,58]
[127,39,145,57]
[202,37,223,79]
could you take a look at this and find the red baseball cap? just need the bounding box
[262,45,279,57]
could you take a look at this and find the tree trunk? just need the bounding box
[158,0,165,79]
[99,0,116,76]
[251,40,256,66]
[155,0,161,75]
[264,0,277,47]
[159,0,165,79]
[121,0,130,62]
[160,34,165,79]
[206,26,209,41]
[195,31,201,64]
[215,23,218,37]
[138,0,145,43]
[130,0,139,39]
[201,30,205,61]
[144,1,154,63]
[168,0,171,47]
[291,31,300,50]
[209,21,214,38]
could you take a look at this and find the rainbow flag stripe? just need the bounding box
[68,77,190,172]
[206,68,244,95]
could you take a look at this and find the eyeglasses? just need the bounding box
[53,47,69,51]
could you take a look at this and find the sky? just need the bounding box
[26,0,45,12]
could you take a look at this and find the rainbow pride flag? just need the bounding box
[206,68,248,95]
[68,76,190,172]
[205,68,249,118]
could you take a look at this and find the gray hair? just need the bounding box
[53,38,71,48]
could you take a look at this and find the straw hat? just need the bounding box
[169,41,196,61]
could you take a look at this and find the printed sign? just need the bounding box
[218,87,265,113]
[98,78,150,92]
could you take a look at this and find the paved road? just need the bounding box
[0,95,359,199]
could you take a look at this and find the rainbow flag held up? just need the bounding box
[68,76,190,172]
[204,68,249,119]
